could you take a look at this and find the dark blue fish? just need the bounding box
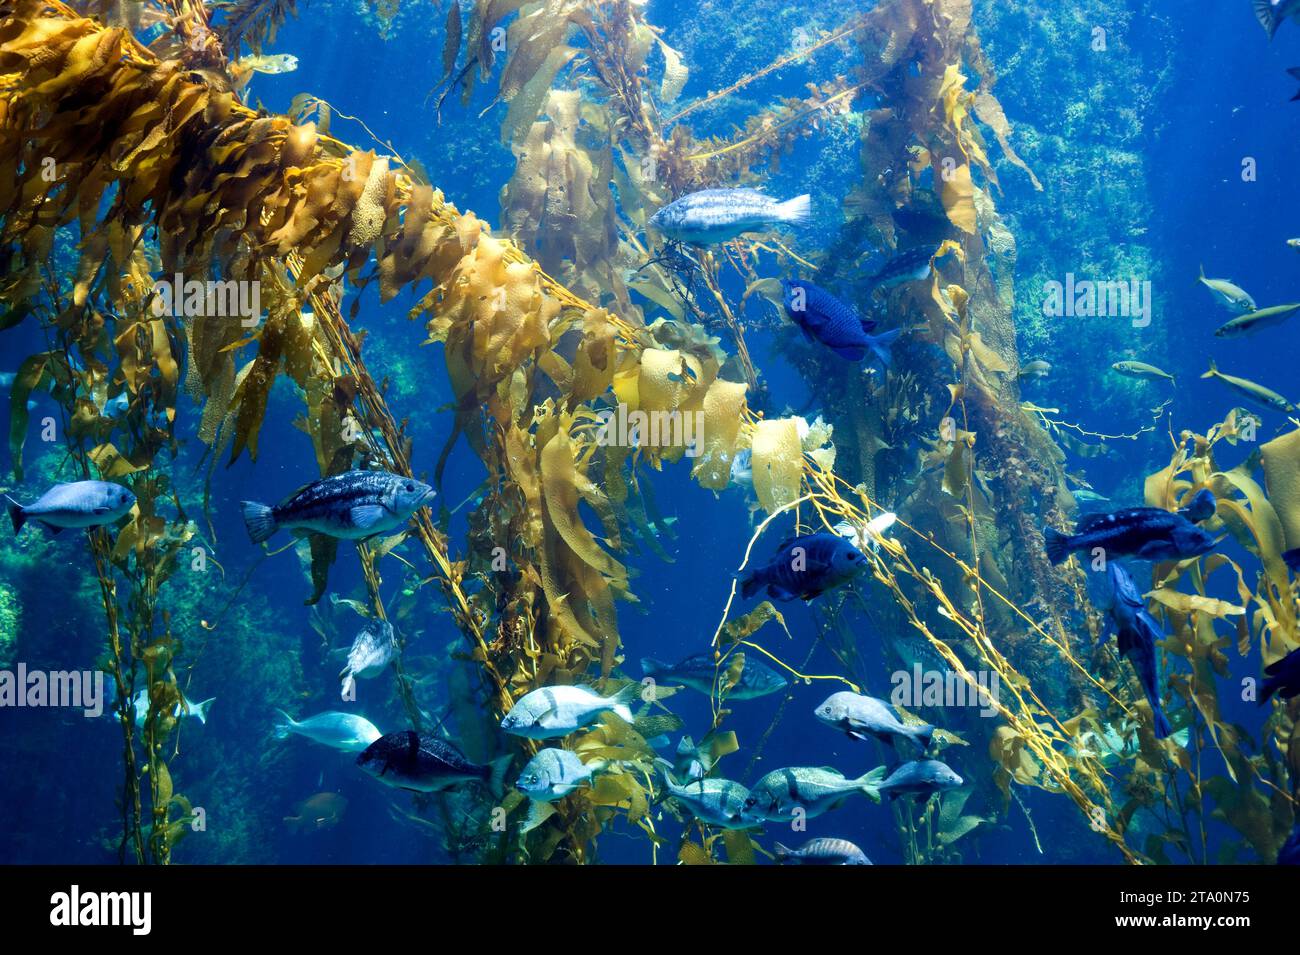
[240,469,435,543]
[1044,503,1217,565]
[1283,547,1300,573]
[1103,563,1173,739]
[740,531,867,602]
[357,730,509,796]
[1260,646,1300,704]
[868,246,935,290]
[1177,489,1217,523]
[1280,824,1300,866]
[781,279,902,368]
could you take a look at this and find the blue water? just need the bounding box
[1,0,1298,865]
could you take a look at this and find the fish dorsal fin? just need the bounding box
[1076,512,1114,533]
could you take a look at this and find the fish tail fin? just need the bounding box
[773,842,792,862]
[774,194,811,227]
[1201,360,1218,379]
[653,756,678,788]
[273,708,296,739]
[1197,263,1206,283]
[1152,707,1173,740]
[640,657,664,678]
[740,571,762,599]
[5,496,24,534]
[486,754,512,800]
[1256,0,1280,38]
[191,697,215,725]
[1259,675,1281,705]
[240,501,277,544]
[608,683,640,723]
[868,328,903,370]
[914,723,936,751]
[1043,526,1072,565]
[858,765,887,804]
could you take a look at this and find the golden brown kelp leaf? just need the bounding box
[691,378,747,490]
[1261,429,1300,552]
[751,418,803,512]
[6,350,56,480]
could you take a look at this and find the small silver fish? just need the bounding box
[775,837,871,865]
[1017,359,1052,381]
[515,748,607,802]
[340,619,397,698]
[131,688,215,727]
[745,765,886,821]
[1214,303,1300,338]
[1196,265,1255,313]
[1202,361,1297,413]
[876,759,964,800]
[814,691,935,749]
[655,761,758,829]
[274,709,382,752]
[7,481,136,534]
[1112,360,1175,383]
[500,684,639,739]
[649,188,810,246]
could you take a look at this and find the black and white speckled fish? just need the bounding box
[240,469,435,543]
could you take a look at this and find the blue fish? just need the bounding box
[781,279,902,367]
[1260,646,1300,704]
[1103,563,1173,739]
[740,531,867,602]
[1044,502,1217,565]
[1177,489,1217,523]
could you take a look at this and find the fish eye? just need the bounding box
[404,482,415,492]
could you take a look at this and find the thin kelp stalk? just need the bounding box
[89,531,147,863]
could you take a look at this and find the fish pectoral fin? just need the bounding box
[350,504,389,531]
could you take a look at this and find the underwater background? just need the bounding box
[0,0,1298,865]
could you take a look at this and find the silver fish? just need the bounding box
[1202,361,1297,413]
[655,761,758,829]
[814,691,935,749]
[240,469,435,543]
[516,748,607,802]
[876,759,964,800]
[500,684,639,739]
[340,619,397,698]
[1214,303,1300,338]
[1197,265,1255,312]
[6,481,136,534]
[775,837,872,865]
[1112,360,1174,383]
[274,709,382,752]
[130,688,214,727]
[649,188,810,246]
[744,765,886,821]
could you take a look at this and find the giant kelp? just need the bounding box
[0,0,1293,866]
